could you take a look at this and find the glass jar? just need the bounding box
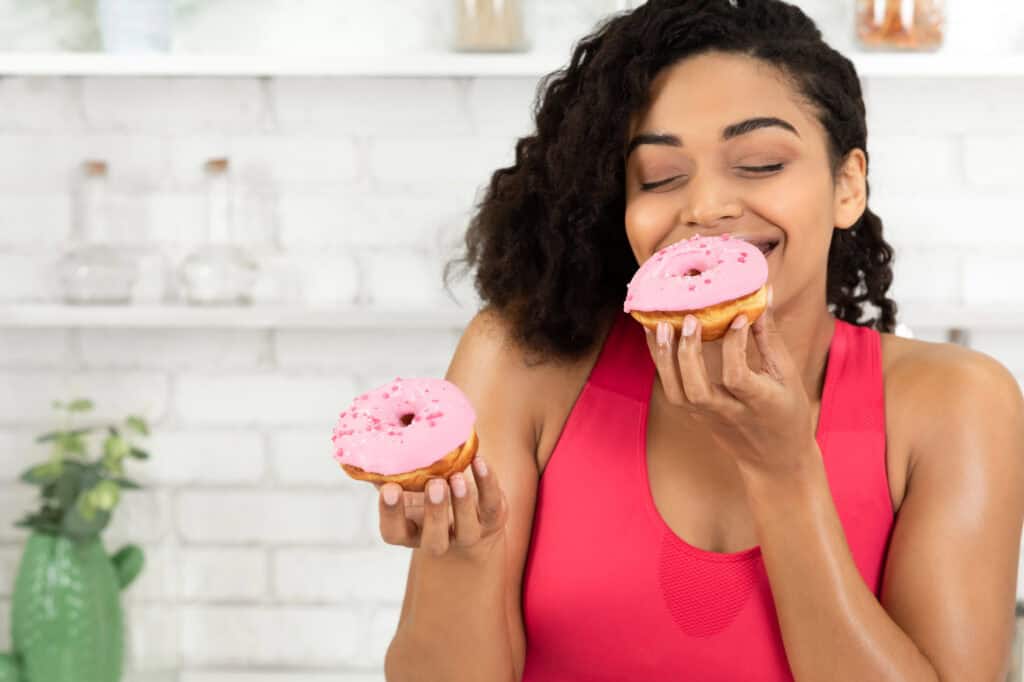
[57,160,140,305]
[177,158,259,306]
[856,0,945,51]
[452,0,528,53]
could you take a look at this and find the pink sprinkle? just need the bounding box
[689,285,696,291]
[429,422,436,427]
[382,393,389,399]
[717,259,724,264]
[391,385,398,391]
[704,279,711,284]
[705,250,711,255]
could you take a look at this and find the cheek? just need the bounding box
[624,199,674,256]
[750,171,833,240]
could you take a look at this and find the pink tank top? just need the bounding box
[521,312,895,681]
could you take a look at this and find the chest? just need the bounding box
[643,387,909,555]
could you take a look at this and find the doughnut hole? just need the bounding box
[399,413,415,426]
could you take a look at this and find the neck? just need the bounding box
[698,304,836,404]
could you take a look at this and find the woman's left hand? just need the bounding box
[643,286,819,481]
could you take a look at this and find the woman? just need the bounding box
[380,1,1024,680]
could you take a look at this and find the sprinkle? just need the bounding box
[689,285,696,291]
[704,279,711,284]
[382,393,389,399]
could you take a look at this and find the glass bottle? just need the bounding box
[452,0,529,53]
[177,158,259,306]
[856,0,945,51]
[57,160,140,305]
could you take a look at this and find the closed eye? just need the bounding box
[639,163,785,191]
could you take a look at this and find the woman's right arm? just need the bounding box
[384,308,543,682]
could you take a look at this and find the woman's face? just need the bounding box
[623,51,865,314]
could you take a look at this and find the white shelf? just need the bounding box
[0,51,1023,78]
[0,303,1017,331]
[0,52,567,78]
[0,304,475,330]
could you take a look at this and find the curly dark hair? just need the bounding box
[443,0,897,363]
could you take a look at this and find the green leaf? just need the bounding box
[67,398,94,413]
[36,427,92,444]
[87,480,120,511]
[125,415,150,436]
[62,494,110,540]
[20,462,62,485]
[104,434,130,460]
[129,447,150,460]
[56,431,87,456]
[53,473,80,510]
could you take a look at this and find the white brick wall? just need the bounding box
[0,1,1022,680]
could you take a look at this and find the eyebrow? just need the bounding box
[623,116,800,160]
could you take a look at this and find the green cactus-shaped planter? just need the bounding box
[0,399,152,682]
[0,533,144,682]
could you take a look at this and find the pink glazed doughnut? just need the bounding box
[623,233,770,341]
[331,376,478,492]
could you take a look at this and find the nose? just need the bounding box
[679,172,742,228]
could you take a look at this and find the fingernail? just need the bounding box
[657,322,671,347]
[382,486,399,506]
[682,315,697,337]
[428,480,444,503]
[473,455,488,477]
[451,474,467,498]
[731,315,748,330]
[767,284,774,308]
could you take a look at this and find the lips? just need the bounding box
[733,235,779,256]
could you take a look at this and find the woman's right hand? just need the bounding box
[374,454,508,559]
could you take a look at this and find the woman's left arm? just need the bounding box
[744,348,1024,682]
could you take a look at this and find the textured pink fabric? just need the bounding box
[521,312,894,681]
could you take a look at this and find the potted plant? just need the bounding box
[0,398,150,682]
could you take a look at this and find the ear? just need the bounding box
[833,148,867,230]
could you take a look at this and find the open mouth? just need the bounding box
[751,240,779,256]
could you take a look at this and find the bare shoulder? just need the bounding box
[449,307,613,463]
[880,332,1024,467]
[449,307,570,448]
[877,333,1024,680]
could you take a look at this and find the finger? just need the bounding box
[751,285,795,383]
[676,314,718,406]
[471,454,507,536]
[721,314,761,400]
[420,478,452,556]
[379,483,418,548]
[645,322,685,405]
[448,472,482,548]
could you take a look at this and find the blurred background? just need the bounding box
[0,0,1022,680]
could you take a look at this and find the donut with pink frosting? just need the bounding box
[331,376,478,492]
[623,233,769,341]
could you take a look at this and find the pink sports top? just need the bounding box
[521,311,895,681]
